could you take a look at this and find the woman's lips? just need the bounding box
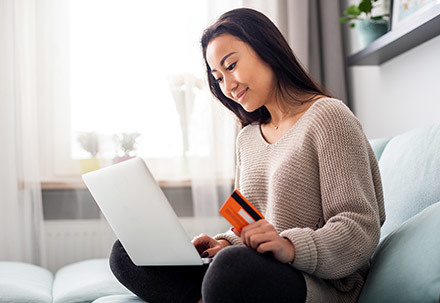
[236,88,248,103]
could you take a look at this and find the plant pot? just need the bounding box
[113,155,134,164]
[356,19,388,50]
[80,157,100,174]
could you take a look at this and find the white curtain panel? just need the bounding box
[241,0,310,69]
[185,0,243,218]
[0,0,46,265]
[187,88,237,217]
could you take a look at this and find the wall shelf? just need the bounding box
[348,5,440,65]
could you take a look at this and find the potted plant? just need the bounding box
[113,132,141,163]
[77,131,100,173]
[339,0,390,49]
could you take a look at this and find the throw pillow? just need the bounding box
[358,201,440,303]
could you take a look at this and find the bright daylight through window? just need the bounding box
[69,0,211,177]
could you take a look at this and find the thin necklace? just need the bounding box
[271,110,291,130]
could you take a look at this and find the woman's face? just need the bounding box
[206,34,277,112]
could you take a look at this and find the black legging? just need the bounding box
[110,240,307,303]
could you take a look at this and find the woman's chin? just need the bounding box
[240,103,259,113]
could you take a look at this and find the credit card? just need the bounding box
[219,190,264,232]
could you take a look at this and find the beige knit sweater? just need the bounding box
[214,98,385,303]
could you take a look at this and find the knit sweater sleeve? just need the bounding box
[280,102,383,280]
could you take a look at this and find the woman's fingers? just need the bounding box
[192,234,226,257]
[256,237,296,263]
[203,245,222,258]
[255,240,276,254]
[192,234,214,253]
[240,220,276,246]
[247,231,276,249]
[237,220,295,263]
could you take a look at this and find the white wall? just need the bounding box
[348,35,440,139]
[342,2,440,139]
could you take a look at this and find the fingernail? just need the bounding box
[231,227,235,232]
[201,251,209,258]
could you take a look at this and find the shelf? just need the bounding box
[348,5,440,65]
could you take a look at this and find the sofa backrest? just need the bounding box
[369,137,391,162]
[370,124,440,238]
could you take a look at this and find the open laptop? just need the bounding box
[82,157,212,266]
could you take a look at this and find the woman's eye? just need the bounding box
[226,62,236,71]
[215,77,223,83]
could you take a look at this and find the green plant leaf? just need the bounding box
[359,0,373,14]
[344,5,361,17]
[350,23,356,28]
[339,16,353,23]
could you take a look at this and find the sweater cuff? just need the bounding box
[280,228,318,274]
[213,230,244,246]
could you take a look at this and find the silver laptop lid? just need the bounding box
[82,157,204,266]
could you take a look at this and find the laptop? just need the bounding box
[82,157,212,266]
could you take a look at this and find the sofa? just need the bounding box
[1,124,439,303]
[358,124,440,303]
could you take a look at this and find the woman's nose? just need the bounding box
[223,75,238,96]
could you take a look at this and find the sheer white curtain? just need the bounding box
[0,0,46,265]
[186,84,237,217]
[187,1,243,219]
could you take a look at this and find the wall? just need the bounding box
[342,1,440,139]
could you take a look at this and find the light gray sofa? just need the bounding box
[1,124,439,303]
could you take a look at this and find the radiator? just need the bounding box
[44,217,229,273]
[44,219,117,273]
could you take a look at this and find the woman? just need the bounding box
[110,8,385,303]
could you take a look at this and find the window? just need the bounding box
[42,0,237,181]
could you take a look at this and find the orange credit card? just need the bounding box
[219,190,264,232]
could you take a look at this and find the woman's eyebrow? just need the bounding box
[211,52,237,73]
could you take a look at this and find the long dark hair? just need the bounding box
[201,8,330,127]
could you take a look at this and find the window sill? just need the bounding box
[41,178,192,190]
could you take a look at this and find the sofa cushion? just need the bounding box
[92,295,146,303]
[0,261,53,303]
[52,259,131,303]
[369,137,391,161]
[378,124,440,237]
[358,201,440,303]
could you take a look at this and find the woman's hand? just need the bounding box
[192,234,230,258]
[233,219,295,264]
